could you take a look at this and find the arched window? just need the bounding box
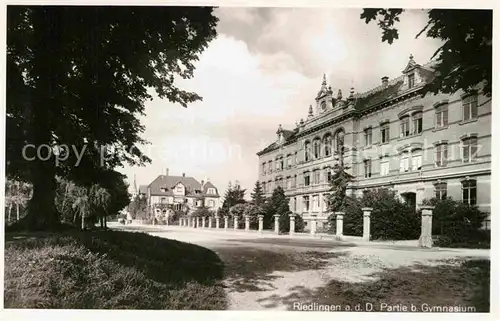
[411,149,423,171]
[304,141,311,162]
[399,151,410,172]
[334,130,345,153]
[323,134,332,157]
[313,138,321,159]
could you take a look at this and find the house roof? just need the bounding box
[257,61,436,156]
[257,128,298,156]
[146,174,220,197]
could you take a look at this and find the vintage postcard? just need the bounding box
[2,1,497,320]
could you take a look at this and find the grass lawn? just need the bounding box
[4,230,227,309]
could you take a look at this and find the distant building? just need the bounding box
[140,168,221,217]
[256,54,491,229]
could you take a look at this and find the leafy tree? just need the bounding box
[360,9,492,97]
[7,6,218,230]
[326,145,353,214]
[329,188,420,240]
[221,181,246,212]
[422,197,489,246]
[129,195,148,219]
[262,186,291,232]
[250,181,265,206]
[191,206,214,218]
[5,180,32,224]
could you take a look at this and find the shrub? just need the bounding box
[328,188,420,240]
[423,197,490,247]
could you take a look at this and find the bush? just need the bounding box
[328,188,420,240]
[423,197,490,248]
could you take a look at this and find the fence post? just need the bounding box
[215,215,220,229]
[310,215,317,236]
[335,212,344,237]
[362,207,372,241]
[234,216,238,230]
[258,215,264,233]
[274,214,280,234]
[245,215,250,231]
[289,213,296,236]
[224,216,228,230]
[201,216,206,229]
[418,205,434,248]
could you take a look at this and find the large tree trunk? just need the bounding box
[81,213,85,230]
[23,8,63,230]
[16,203,20,221]
[104,215,107,229]
[99,216,104,228]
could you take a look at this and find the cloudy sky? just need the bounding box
[119,7,442,197]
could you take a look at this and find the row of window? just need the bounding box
[363,94,478,146]
[262,167,335,193]
[286,179,478,213]
[158,197,216,207]
[362,136,479,178]
[261,94,479,174]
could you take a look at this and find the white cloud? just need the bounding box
[120,7,442,196]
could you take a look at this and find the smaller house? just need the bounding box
[140,170,220,217]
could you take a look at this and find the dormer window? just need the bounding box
[408,73,415,88]
[207,188,216,195]
[176,186,183,193]
[160,187,167,192]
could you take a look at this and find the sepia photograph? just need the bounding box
[2,2,496,317]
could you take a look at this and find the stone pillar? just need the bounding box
[418,206,434,248]
[197,217,201,228]
[416,187,425,210]
[289,214,296,236]
[234,216,238,230]
[202,216,206,229]
[224,216,229,230]
[258,215,264,233]
[245,215,250,231]
[208,217,212,228]
[362,207,372,241]
[310,215,317,236]
[335,212,344,237]
[274,214,280,234]
[215,216,220,229]
[190,217,194,227]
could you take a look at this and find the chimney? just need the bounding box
[381,76,389,87]
[165,168,169,176]
[201,180,205,186]
[182,173,185,177]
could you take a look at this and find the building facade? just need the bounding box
[138,169,221,218]
[256,55,491,229]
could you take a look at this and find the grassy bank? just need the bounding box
[4,230,227,309]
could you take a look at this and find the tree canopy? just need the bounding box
[7,6,218,229]
[361,9,492,97]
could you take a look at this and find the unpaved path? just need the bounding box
[112,224,490,311]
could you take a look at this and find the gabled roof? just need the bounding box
[148,175,201,196]
[202,181,220,196]
[353,80,404,111]
[146,174,220,197]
